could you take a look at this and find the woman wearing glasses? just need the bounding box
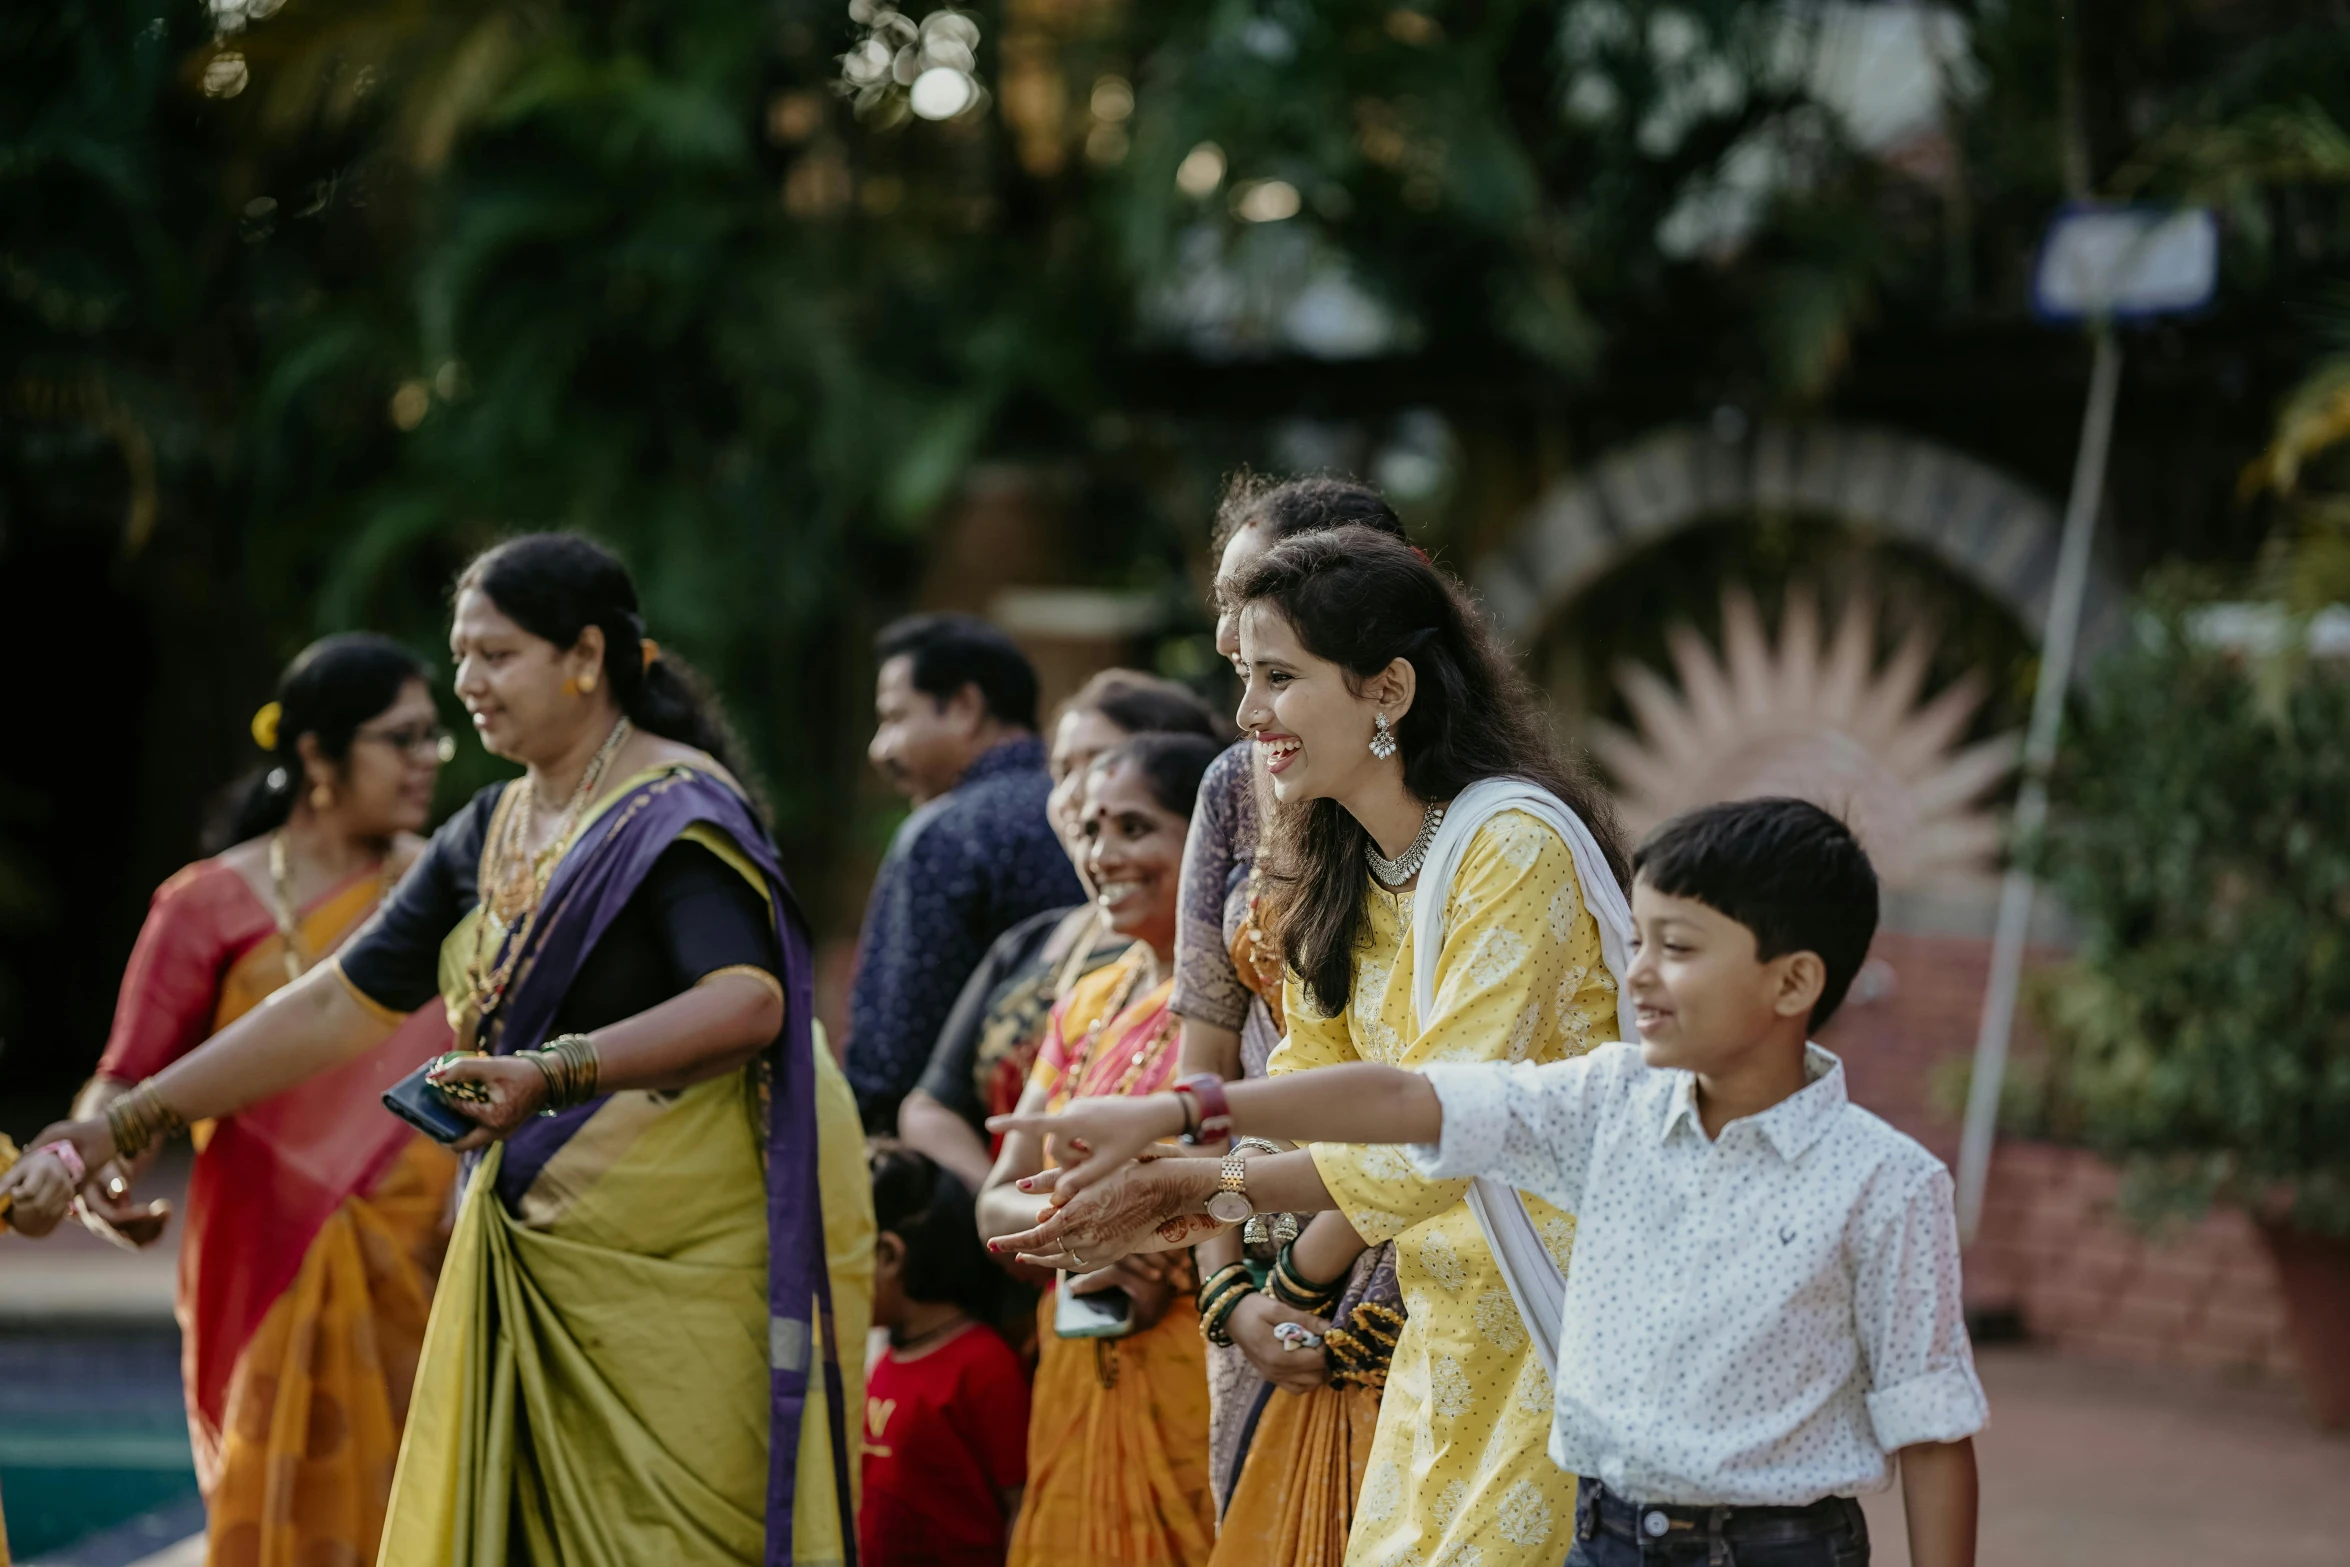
[13,535,872,1565]
[37,633,458,1567]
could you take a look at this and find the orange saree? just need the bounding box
[1006,951,1216,1567]
[95,857,454,1567]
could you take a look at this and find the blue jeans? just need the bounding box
[1563,1479,1869,1567]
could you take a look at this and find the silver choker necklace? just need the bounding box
[1366,802,1446,888]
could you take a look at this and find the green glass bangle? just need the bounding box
[1198,1282,1254,1348]
[1269,1243,1342,1305]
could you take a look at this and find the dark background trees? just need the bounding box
[4,0,2344,1110]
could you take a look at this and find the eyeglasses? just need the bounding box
[357,722,459,763]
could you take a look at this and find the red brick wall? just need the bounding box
[1820,929,2295,1384]
[1964,1144,2295,1378]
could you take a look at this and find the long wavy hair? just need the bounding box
[1231,526,1627,1017]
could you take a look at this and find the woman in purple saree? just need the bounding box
[27,534,870,1566]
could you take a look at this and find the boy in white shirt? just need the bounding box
[990,797,1985,1566]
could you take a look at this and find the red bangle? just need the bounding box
[1173,1073,1234,1146]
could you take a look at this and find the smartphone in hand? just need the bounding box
[1052,1283,1134,1340]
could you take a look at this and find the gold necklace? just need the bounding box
[1062,957,1175,1100]
[266,831,306,983]
[466,718,632,1027]
[266,830,387,984]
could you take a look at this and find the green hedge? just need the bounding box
[2027,605,2350,1237]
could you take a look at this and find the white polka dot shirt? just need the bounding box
[1406,1040,1988,1506]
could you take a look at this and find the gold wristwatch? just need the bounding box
[1205,1152,1255,1225]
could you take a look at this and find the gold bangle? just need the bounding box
[526,1033,600,1112]
[104,1081,188,1162]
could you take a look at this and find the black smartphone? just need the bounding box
[382,1060,476,1145]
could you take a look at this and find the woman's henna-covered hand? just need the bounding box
[987,1090,1186,1201]
[990,1158,1225,1270]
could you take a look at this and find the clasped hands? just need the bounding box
[0,1136,170,1247]
[0,1054,553,1242]
[983,1092,1232,1274]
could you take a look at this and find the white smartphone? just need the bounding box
[1053,1283,1134,1340]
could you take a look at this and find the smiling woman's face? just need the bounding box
[1234,601,1386,807]
[332,678,446,836]
[449,589,574,763]
[1080,758,1188,953]
[1048,706,1130,878]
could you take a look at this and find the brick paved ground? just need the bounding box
[1860,1346,2350,1566]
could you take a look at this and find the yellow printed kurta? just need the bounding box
[1272,810,1618,1567]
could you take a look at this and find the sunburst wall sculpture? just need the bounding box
[1589,585,2019,891]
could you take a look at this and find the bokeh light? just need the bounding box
[910,66,975,120]
[1175,142,1226,198]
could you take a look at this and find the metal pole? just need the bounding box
[1954,324,2122,1242]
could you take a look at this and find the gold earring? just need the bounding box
[311,782,335,810]
[578,672,598,695]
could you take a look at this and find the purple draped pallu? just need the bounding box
[473,765,854,1567]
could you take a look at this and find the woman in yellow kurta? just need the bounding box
[1269,807,1616,1566]
[986,524,1633,1567]
[979,733,1227,1567]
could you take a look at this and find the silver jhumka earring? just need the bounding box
[1369,711,1398,759]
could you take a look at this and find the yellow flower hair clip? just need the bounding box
[641,638,661,670]
[251,701,283,752]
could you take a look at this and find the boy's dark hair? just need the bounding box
[1631,797,1880,1030]
[868,1142,996,1315]
[875,613,1041,731]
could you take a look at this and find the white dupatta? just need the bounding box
[1406,777,1637,1381]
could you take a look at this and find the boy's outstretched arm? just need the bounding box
[1898,1438,1978,1567]
[988,1061,1441,1200]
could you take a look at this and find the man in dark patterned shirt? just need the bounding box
[845,613,1084,1131]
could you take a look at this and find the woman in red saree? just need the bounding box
[70,634,456,1567]
[978,732,1226,1567]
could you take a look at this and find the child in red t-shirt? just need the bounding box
[862,1144,1031,1567]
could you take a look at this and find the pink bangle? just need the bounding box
[1174,1073,1234,1147]
[34,1140,86,1186]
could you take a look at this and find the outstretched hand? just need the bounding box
[0,1132,172,1247]
[986,1091,1186,1203]
[0,1147,77,1237]
[987,1157,1228,1270]
[76,1156,173,1249]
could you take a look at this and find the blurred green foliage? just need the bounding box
[6,0,2350,859]
[2026,605,2350,1237]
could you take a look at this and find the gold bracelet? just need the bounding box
[104,1080,188,1162]
[525,1034,600,1112]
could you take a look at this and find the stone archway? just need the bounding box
[1472,421,2126,665]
